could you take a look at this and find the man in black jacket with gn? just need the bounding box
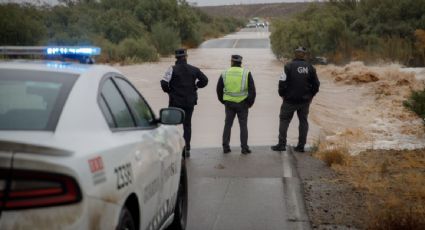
[161,49,208,157]
[271,47,320,152]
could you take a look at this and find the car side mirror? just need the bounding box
[159,107,185,125]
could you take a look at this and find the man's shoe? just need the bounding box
[271,144,286,151]
[241,149,252,154]
[223,148,231,154]
[185,149,191,158]
[294,146,305,152]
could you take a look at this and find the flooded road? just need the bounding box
[117,28,425,230]
[118,28,314,229]
[118,28,425,153]
[118,28,321,149]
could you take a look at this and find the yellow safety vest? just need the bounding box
[222,67,249,103]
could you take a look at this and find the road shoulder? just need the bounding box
[293,151,368,229]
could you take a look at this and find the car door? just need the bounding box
[98,76,162,230]
[112,76,175,229]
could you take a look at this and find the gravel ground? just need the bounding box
[293,152,369,230]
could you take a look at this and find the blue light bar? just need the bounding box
[0,46,101,64]
[45,46,101,56]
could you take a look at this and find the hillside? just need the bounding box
[198,2,320,19]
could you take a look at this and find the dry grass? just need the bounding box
[360,150,425,230]
[313,140,351,167]
[314,148,349,167]
[368,197,425,230]
[314,147,425,229]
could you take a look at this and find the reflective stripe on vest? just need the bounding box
[222,67,249,103]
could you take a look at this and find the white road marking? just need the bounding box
[232,39,239,48]
[282,148,312,229]
[282,151,293,178]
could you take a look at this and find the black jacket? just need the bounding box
[278,58,320,104]
[161,59,208,108]
[216,69,256,108]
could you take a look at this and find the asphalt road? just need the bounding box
[200,28,270,49]
[200,38,270,49]
[186,146,310,230]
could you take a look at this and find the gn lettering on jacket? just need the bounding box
[297,67,309,74]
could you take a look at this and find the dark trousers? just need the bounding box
[278,101,310,147]
[222,102,249,150]
[172,105,194,150]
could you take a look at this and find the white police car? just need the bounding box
[0,46,188,230]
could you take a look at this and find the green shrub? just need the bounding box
[270,0,425,66]
[151,22,181,56]
[92,36,119,63]
[117,37,158,63]
[96,9,146,44]
[0,1,243,63]
[404,89,425,124]
[0,4,47,45]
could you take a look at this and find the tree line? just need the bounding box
[270,0,425,66]
[0,0,244,63]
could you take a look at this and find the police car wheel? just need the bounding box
[117,206,136,230]
[168,161,188,230]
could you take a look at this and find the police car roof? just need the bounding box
[0,59,119,76]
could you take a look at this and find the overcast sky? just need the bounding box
[0,0,316,6]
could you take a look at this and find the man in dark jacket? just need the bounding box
[161,49,208,157]
[271,47,320,152]
[216,55,256,154]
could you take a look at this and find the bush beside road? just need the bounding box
[270,0,425,67]
[404,89,425,125]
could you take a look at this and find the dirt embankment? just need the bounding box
[312,62,425,153]
[299,62,425,229]
[298,148,425,230]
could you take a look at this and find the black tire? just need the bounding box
[117,206,136,230]
[168,161,188,230]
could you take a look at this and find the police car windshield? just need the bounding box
[0,69,78,131]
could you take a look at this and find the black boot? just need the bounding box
[271,144,286,151]
[294,145,305,152]
[241,148,252,154]
[185,147,190,158]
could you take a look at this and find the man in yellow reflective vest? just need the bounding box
[216,55,256,154]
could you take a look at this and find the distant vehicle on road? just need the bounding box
[310,56,328,65]
[246,23,257,28]
[0,46,188,230]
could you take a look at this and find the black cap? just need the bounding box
[175,48,187,58]
[294,46,307,53]
[231,54,243,62]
